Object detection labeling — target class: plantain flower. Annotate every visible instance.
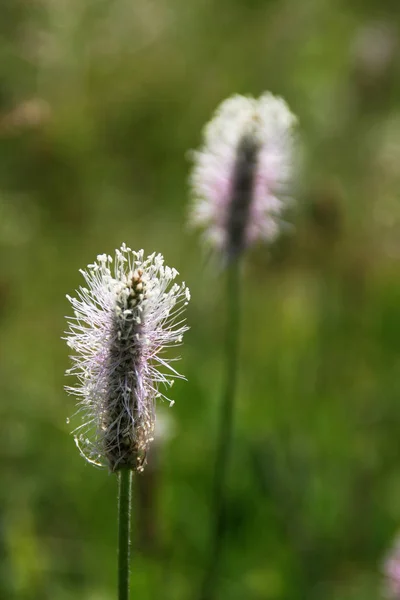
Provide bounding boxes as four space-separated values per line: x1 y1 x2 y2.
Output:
64 244 190 472
384 536 400 598
189 92 297 260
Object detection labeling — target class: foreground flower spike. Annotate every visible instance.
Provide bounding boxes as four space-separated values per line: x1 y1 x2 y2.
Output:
65 244 190 472
189 92 297 260
384 536 400 598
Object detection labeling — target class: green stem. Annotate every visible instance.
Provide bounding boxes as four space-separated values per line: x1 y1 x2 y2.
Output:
118 468 133 600
200 260 241 600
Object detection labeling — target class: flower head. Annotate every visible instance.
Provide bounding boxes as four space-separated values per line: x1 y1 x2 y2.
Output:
189 92 297 260
64 244 190 472
384 536 400 598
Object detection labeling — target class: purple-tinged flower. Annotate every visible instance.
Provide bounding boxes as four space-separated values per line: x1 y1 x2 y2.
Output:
384 536 400 598
189 93 297 260
64 244 190 472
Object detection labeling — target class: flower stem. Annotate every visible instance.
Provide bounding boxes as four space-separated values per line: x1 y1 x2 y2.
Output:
200 260 241 600
118 468 133 600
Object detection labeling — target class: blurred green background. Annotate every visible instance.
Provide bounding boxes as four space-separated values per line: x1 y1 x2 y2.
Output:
1 0 400 598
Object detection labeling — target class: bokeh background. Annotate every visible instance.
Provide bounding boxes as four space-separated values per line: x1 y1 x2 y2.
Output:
1 0 400 598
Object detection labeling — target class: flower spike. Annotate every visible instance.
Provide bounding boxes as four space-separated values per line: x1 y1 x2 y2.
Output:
64 244 190 472
189 92 297 260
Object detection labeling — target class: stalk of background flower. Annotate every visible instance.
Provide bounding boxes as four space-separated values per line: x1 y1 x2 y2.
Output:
200 260 240 600
64 245 190 599
190 93 297 598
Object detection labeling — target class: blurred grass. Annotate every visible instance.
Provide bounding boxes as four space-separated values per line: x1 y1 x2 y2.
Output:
0 0 400 598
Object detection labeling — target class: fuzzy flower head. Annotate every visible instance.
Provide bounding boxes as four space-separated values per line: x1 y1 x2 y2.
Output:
189 92 297 260
384 536 400 598
65 244 190 472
